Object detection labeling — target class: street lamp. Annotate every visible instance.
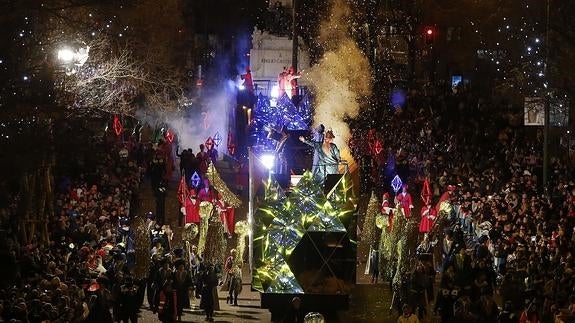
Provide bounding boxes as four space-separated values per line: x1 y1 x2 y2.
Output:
56 45 90 75
57 48 75 63
543 0 551 193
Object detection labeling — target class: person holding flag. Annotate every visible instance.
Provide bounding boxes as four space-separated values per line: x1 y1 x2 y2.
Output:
419 202 437 233
178 173 202 225
178 176 189 227
395 184 414 218
419 178 436 233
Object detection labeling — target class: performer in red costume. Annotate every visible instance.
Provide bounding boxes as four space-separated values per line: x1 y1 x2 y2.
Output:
419 202 436 233
381 192 394 231
284 66 301 99
225 204 235 236
198 179 217 203
240 67 254 94
435 184 456 214
184 189 200 224
216 197 234 238
395 184 414 218
278 67 287 98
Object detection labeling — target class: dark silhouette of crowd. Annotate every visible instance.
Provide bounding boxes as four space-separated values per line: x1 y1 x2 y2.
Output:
352 84 575 322
0 132 227 323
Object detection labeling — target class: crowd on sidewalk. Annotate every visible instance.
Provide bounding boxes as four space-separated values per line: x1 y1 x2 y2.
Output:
0 132 244 323
354 85 575 323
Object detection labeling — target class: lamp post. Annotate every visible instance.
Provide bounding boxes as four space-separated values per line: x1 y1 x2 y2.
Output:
247 148 276 276
291 0 298 74
543 0 550 193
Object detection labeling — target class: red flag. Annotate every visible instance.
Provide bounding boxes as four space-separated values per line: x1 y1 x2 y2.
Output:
165 129 175 143
177 176 189 205
113 115 123 136
421 178 432 205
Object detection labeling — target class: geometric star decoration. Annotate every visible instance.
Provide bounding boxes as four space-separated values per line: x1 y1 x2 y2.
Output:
252 170 355 294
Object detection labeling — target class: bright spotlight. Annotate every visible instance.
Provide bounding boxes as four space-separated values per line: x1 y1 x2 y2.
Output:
57 48 75 63
238 84 245 91
270 85 279 98
260 154 275 170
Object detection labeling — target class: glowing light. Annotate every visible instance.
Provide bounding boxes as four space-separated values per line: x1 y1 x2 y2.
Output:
426 28 433 35
260 154 275 170
290 175 303 186
191 172 201 187
270 85 279 98
57 48 75 62
391 175 403 193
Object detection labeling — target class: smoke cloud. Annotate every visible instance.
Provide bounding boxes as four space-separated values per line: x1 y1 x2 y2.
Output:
304 0 371 166
136 81 235 155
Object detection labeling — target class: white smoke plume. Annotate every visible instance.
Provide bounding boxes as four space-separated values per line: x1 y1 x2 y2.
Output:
304 0 372 167
136 81 235 156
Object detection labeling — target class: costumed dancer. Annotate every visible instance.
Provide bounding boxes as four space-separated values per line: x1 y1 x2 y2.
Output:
395 184 414 219
381 192 393 232
178 175 189 226
310 124 325 179
435 185 456 214
223 249 237 305
419 202 437 233
240 67 254 94
216 197 232 238
240 67 255 107
184 189 200 224
284 66 301 99
205 137 218 166
225 204 235 238
198 179 217 203
299 129 341 183
278 67 287 98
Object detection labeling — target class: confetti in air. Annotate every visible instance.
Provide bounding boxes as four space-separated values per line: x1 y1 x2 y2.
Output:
304 0 372 169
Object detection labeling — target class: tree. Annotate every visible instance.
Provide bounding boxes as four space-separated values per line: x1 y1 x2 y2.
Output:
0 0 194 243
361 191 379 250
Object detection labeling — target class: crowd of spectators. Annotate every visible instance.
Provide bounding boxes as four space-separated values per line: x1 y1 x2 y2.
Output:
1 78 574 322
0 128 243 323
351 84 575 322
0 135 152 322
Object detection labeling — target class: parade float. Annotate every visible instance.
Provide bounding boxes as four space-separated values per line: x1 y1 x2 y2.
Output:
250 169 356 315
